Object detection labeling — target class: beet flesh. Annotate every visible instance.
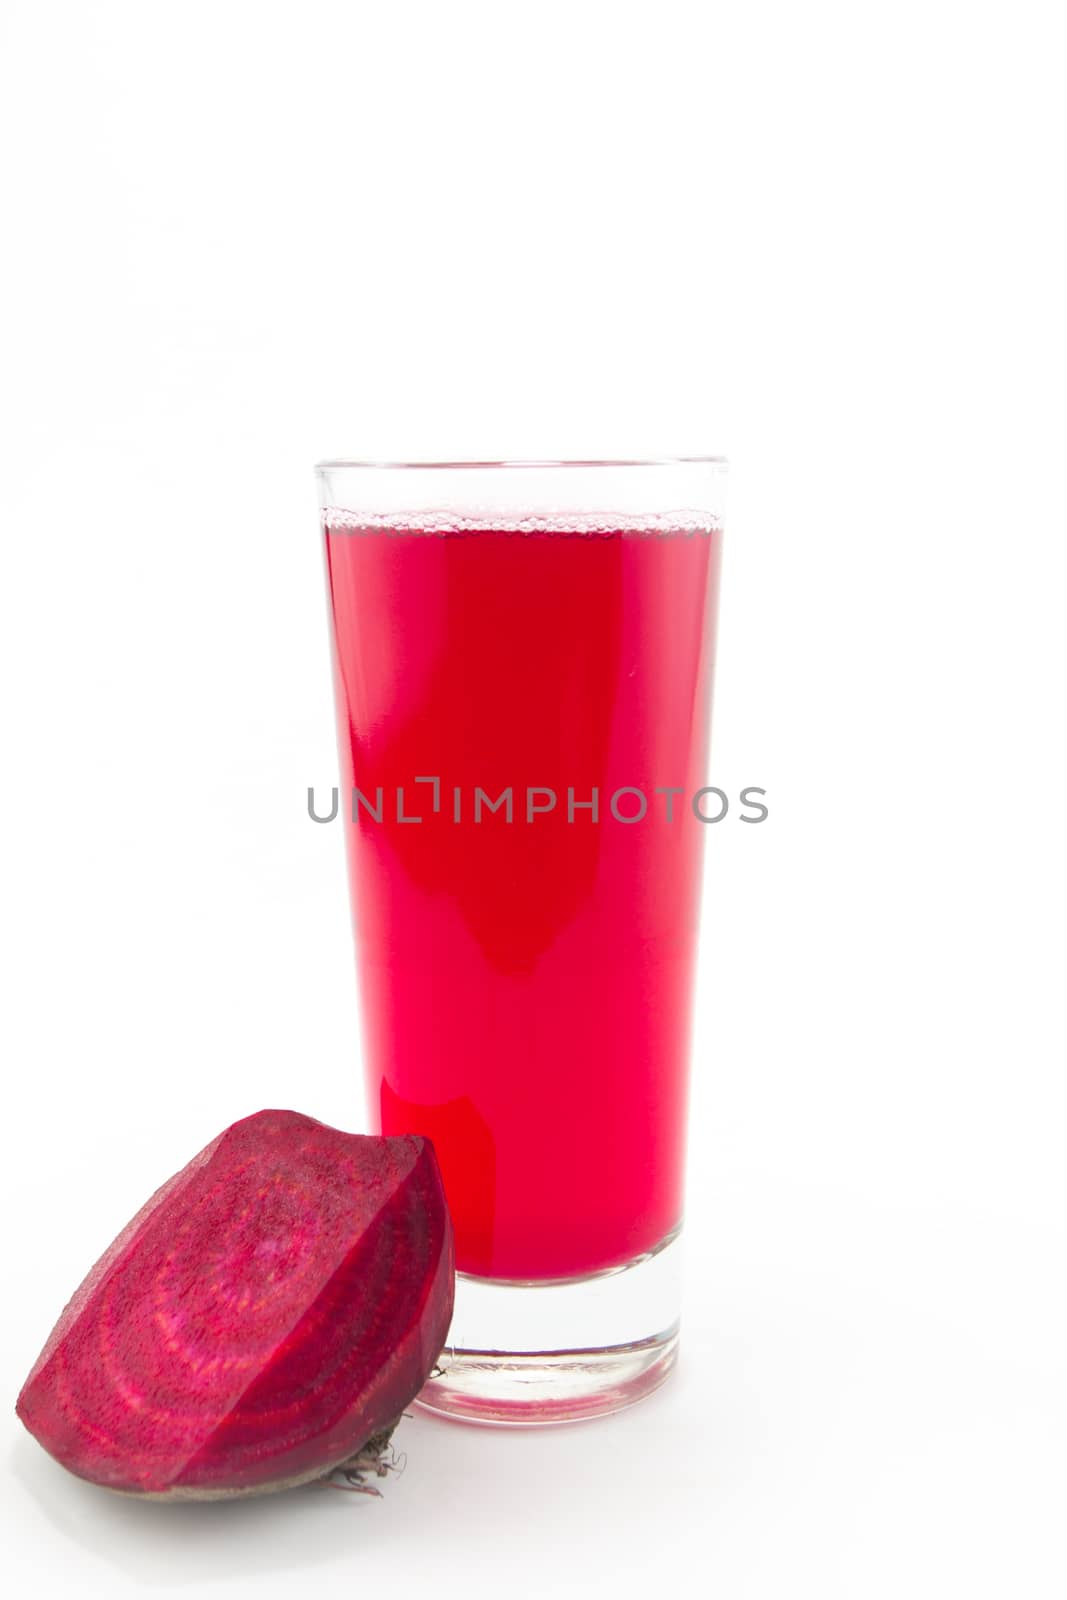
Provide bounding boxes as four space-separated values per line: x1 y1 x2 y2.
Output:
16 1110 454 1498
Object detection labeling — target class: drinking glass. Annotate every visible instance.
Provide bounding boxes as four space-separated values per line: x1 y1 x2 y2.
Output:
317 459 726 1422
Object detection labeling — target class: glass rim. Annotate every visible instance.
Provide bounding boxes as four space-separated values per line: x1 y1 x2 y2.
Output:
315 455 727 472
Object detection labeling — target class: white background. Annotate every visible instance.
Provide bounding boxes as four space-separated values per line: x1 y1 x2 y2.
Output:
2 1 1065 1595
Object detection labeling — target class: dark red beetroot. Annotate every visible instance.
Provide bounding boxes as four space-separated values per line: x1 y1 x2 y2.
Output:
16 1110 454 1499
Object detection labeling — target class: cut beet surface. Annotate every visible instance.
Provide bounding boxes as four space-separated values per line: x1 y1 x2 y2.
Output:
16 1110 454 1499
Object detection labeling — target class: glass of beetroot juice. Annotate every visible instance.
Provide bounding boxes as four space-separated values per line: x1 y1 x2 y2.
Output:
317 458 726 1423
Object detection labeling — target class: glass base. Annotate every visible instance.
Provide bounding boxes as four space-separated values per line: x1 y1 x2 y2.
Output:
417 1227 682 1425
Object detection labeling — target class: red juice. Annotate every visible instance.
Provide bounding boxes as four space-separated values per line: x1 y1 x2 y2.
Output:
324 512 721 1281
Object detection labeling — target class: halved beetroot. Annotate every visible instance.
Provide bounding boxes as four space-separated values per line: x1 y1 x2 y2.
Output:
16 1110 454 1499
